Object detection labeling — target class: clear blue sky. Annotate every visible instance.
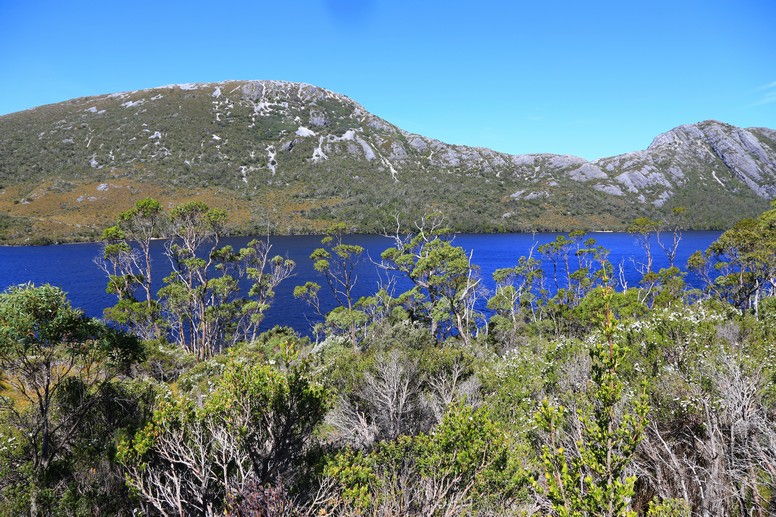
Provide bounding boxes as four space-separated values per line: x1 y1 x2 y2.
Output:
0 0 774 159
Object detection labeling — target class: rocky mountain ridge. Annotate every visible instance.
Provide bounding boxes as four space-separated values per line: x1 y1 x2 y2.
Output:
0 80 774 243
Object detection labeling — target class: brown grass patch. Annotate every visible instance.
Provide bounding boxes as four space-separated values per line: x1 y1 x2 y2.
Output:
0 179 346 243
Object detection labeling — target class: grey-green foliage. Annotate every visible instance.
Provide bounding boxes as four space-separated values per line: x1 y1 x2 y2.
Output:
117 341 329 516
379 219 482 343
99 199 296 360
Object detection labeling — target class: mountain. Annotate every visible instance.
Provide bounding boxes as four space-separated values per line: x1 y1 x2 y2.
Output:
1 80 775 244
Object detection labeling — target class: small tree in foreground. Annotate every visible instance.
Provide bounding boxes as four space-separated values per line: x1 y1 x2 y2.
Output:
0 284 143 514
533 280 649 516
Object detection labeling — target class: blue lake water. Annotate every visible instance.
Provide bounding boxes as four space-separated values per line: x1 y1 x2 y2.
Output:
0 232 721 334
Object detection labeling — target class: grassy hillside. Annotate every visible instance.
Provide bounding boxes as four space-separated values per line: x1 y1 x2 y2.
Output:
1 81 774 243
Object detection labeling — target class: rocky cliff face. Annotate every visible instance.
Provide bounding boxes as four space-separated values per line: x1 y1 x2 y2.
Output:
0 80 774 243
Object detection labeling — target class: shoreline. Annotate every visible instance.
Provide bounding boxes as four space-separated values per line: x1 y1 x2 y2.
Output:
0 227 727 248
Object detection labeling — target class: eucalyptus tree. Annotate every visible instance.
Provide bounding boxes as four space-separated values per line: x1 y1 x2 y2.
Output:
158 201 230 358
294 222 366 341
628 211 688 307
379 216 481 344
538 234 576 292
656 206 687 269
311 222 365 310
534 233 612 336
688 201 776 315
158 202 295 359
488 252 544 336
96 198 167 339
628 211 688 276
628 217 661 276
537 232 609 303
99 200 295 359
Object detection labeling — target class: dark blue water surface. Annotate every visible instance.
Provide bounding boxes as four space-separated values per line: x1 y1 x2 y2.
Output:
0 232 720 334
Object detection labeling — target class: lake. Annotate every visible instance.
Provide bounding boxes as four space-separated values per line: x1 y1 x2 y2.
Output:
0 232 721 334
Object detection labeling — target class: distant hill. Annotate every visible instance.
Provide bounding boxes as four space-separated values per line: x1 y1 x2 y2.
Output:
1 80 774 243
